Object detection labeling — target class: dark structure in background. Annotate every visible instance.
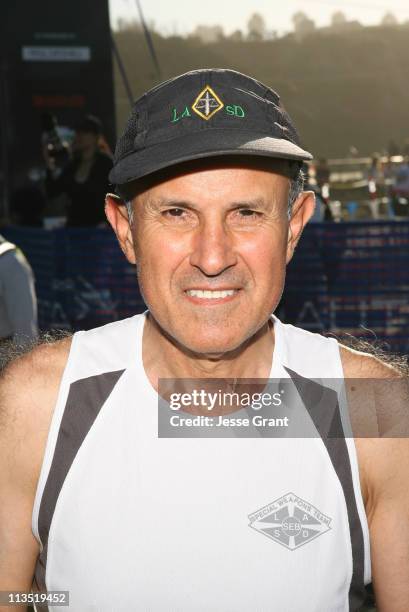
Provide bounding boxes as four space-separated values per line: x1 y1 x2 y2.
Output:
0 0 115 220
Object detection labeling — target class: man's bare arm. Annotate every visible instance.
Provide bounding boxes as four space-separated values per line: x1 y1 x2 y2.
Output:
0 338 71 609
365 437 409 612
340 345 409 611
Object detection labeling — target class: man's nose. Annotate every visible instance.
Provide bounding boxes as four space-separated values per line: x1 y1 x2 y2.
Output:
189 219 237 276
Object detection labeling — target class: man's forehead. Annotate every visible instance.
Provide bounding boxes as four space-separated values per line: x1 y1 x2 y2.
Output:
118 156 296 202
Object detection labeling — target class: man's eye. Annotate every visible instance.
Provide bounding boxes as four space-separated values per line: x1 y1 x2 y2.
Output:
163 208 186 217
239 209 257 216
161 208 197 226
236 209 261 219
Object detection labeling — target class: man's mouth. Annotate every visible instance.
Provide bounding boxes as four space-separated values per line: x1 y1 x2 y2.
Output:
184 288 241 302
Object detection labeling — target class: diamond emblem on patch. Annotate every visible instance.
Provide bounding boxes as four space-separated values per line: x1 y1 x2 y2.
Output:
248 492 332 551
192 85 224 120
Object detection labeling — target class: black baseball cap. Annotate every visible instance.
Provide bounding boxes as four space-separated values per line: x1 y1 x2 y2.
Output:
109 68 313 186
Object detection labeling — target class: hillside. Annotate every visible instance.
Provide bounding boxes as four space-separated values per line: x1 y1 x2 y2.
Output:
113 25 409 159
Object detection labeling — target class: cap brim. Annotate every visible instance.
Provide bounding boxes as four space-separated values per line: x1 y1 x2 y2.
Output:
109 129 313 185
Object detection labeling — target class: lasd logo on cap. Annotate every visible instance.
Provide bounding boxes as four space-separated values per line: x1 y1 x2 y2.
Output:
192 85 224 120
171 85 245 123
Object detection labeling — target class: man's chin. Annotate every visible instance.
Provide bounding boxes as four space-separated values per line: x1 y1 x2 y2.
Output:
172 330 251 359
146 311 262 358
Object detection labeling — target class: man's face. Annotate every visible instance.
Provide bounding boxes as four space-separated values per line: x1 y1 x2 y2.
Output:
107 160 314 356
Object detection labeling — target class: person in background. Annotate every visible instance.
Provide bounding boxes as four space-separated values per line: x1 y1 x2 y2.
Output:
44 115 112 226
387 139 400 157
0 234 38 345
365 154 384 219
314 158 333 221
393 156 409 197
402 139 409 158
390 156 409 216
367 154 382 181
315 158 330 188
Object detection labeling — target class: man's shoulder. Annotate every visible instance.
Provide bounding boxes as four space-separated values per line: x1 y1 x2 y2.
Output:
0 336 72 495
338 341 406 444
338 342 409 517
1 334 72 383
1 334 72 430
338 341 405 379
0 246 33 276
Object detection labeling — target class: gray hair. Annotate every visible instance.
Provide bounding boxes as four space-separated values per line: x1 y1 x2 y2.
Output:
126 201 134 225
125 167 305 225
288 167 305 217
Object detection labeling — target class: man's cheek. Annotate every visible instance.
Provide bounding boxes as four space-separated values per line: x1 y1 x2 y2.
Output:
238 230 286 258
162 234 191 258
240 245 285 276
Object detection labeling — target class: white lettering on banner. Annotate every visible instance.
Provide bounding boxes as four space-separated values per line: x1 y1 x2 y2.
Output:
295 300 324 330
22 46 91 62
328 296 408 335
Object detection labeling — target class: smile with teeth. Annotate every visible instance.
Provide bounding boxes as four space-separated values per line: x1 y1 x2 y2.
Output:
186 289 238 299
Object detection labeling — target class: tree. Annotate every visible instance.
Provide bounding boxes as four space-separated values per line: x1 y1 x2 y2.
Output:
292 11 316 41
116 18 141 32
292 11 308 27
266 30 278 41
331 11 347 27
381 12 398 26
247 13 267 41
191 25 224 44
229 29 243 42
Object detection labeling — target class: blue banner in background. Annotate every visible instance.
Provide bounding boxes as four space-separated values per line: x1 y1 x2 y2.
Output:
283 221 409 356
3 227 145 332
4 222 409 356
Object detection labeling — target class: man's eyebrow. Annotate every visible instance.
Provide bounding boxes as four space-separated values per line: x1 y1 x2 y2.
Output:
145 197 270 209
229 198 268 210
144 197 195 209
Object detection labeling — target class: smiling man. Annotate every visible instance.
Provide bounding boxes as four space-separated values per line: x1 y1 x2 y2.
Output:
1 69 409 612
110 155 307 364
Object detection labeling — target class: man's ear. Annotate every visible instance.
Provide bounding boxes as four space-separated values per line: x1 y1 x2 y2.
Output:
286 191 316 264
105 194 137 265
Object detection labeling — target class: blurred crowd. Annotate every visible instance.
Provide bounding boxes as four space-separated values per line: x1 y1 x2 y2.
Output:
10 113 113 228
1 112 114 346
308 153 409 222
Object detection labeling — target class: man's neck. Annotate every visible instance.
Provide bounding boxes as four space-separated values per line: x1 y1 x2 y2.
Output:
142 313 276 392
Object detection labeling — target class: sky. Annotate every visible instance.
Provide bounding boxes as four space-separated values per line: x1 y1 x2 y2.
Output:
109 0 409 36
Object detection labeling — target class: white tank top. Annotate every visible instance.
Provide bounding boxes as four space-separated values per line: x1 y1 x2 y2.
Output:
32 312 371 612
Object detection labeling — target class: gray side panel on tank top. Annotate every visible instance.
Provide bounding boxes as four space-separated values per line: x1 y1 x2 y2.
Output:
33 369 125 611
284 366 366 611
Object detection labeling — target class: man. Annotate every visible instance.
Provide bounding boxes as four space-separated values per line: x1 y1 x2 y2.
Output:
0 69 408 611
0 234 38 345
